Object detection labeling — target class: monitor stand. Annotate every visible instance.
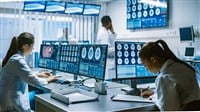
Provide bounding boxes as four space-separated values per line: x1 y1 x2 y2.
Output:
122 79 141 96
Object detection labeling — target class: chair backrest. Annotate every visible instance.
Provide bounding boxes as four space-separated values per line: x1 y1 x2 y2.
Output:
182 99 200 111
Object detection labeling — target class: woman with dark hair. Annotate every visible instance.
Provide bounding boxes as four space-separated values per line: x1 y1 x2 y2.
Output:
0 32 57 112
139 39 200 111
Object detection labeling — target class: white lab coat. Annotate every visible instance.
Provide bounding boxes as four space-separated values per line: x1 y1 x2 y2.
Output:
0 51 47 112
96 26 117 79
154 59 200 111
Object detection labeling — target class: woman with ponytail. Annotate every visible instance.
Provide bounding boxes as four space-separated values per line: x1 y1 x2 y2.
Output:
139 39 200 111
0 32 57 112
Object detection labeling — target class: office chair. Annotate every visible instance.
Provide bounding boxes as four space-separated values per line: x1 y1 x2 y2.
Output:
182 99 200 111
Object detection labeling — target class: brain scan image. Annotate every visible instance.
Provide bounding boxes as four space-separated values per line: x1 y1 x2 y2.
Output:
124 51 129 57
137 44 142 50
130 44 135 50
117 51 122 57
95 47 101 60
117 44 122 50
124 44 129 50
124 58 129 64
117 58 123 64
131 58 136 64
81 47 87 59
88 47 94 60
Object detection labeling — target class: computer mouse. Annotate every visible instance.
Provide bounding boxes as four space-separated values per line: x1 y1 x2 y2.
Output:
61 80 71 84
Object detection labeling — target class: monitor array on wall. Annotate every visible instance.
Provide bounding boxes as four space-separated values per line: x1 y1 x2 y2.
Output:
23 1 101 16
127 0 168 29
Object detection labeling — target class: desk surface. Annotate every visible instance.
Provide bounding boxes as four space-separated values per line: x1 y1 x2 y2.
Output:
35 88 157 112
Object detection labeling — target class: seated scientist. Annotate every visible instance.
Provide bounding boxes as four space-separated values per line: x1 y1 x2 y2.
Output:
139 39 200 111
0 32 58 112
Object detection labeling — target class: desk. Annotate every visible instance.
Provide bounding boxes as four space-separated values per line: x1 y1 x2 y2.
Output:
35 87 158 112
32 70 157 111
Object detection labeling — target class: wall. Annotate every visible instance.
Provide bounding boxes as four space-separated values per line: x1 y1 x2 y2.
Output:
106 0 200 57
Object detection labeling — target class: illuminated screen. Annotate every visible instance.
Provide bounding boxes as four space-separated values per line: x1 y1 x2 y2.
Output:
45 1 65 13
185 47 195 58
23 1 46 12
65 2 84 14
115 41 156 79
127 0 168 29
179 26 194 42
39 44 60 70
59 45 80 74
79 45 108 80
83 4 101 16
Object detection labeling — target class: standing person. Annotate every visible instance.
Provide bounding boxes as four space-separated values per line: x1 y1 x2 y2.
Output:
58 28 68 41
139 39 200 111
96 15 117 79
0 32 57 112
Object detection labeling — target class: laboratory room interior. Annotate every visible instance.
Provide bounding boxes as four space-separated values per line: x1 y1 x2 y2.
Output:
0 0 200 111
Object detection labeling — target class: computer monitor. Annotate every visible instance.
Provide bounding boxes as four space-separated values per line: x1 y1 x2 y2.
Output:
115 41 156 95
65 2 84 15
185 47 195 59
45 1 65 13
38 44 60 70
83 4 101 16
179 26 194 42
115 41 156 79
79 44 108 80
58 45 80 75
23 1 46 12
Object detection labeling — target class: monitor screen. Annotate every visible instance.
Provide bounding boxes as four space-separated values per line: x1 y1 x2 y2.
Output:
39 44 60 70
127 0 168 29
45 1 65 13
58 45 80 74
185 47 195 58
115 41 156 79
79 45 108 80
42 40 60 45
83 4 101 16
65 2 84 15
179 26 194 42
23 1 46 12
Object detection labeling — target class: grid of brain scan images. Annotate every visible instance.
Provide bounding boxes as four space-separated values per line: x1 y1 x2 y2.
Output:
39 44 60 70
59 45 80 74
127 0 168 29
79 45 108 80
115 41 154 79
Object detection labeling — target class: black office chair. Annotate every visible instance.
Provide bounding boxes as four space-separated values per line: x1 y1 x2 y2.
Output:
182 99 200 111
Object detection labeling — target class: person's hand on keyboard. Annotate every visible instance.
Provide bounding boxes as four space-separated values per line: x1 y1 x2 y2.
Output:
46 76 59 83
36 72 53 78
